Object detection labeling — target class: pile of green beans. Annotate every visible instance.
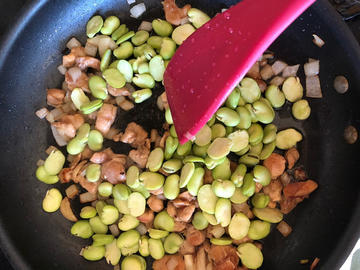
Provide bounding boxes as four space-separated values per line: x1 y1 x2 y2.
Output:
34 5 314 270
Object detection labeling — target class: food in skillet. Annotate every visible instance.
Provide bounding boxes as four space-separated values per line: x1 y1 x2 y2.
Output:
35 1 319 269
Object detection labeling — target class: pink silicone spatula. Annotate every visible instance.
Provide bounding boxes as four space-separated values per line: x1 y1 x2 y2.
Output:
163 0 316 144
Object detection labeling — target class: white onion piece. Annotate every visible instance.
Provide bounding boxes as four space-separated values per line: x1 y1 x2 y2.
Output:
312 34 325 48
51 125 68 146
67 66 82 82
271 60 287 75
269 76 285 86
66 37 82 50
130 3 146 19
180 17 190 25
127 0 136 4
138 21 152 32
85 41 97 57
135 223 147 235
35 107 49 119
304 60 319 76
98 36 117 57
57 65 67 75
306 75 322 98
282 64 300 78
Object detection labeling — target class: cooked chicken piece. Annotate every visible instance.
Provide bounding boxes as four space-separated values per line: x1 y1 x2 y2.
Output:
263 179 283 202
51 121 76 139
62 47 86 68
179 239 196 255
186 225 206 246
173 221 187 232
137 209 154 224
176 205 195 222
101 158 126 184
120 122 148 148
95 103 117 135
75 56 100 70
107 85 131 97
129 144 150 168
47 89 65 106
61 114 84 130
162 0 191 25
65 67 89 92
208 245 239 270
147 195 164 212
153 255 185 270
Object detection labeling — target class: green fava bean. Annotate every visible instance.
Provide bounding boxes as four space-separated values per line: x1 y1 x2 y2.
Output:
239 154 259 167
121 255 146 270
126 165 140 188
130 185 150 199
132 74 155 88
192 212 209 230
138 63 149 75
235 144 250 156
240 173 256 197
179 162 195 188
238 95 246 106
81 99 103 114
116 31 135 45
225 126 233 136
165 136 179 160
71 88 90 110
187 167 205 196
149 238 165 260
195 124 212 146
160 37 176 60
92 234 114 247
111 24 128 41
252 100 275 124
183 155 204 163
139 236 150 257
100 48 112 72
170 125 178 137
109 60 120 69
105 239 121 265
164 233 184 254
204 156 226 170
215 198 231 227
239 77 261 103
86 164 101 182
89 75 108 99
147 36 163 49
102 68 126 88
100 205 119 225
71 220 93 239
211 123 226 139
89 216 108 234
114 199 130 215
164 174 180 200
188 8 210 28
121 243 139 256
128 192 146 217
86 15 103 38
83 245 105 261
146 148 164 172
228 130 249 152
282 76 303 102
236 106 252 130
253 165 271 186
149 55 165 81
248 220 271 240
198 184 218 214
249 142 263 157
230 188 249 204
251 193 270 208
96 201 106 216
88 130 103 151
44 149 65 176
203 212 219 225
172 24 195 45
139 172 165 190
98 182 113 197
265 85 285 108
165 108 173 125
263 124 277 144
101 16 120 35
149 229 169 239
117 230 140 249
248 123 264 145
154 211 174 232
114 41 133 59
113 183 131 200
207 115 216 126
226 87 241 109
212 157 231 180
244 104 258 123
176 140 192 156
131 30 149 46
210 238 233 246
162 159 183 173
207 137 233 160
253 207 283 223
276 128 303 150
36 166 59 184
117 60 133 82
212 179 235 199
118 214 140 231
237 243 263 269
259 141 276 160
231 164 247 187
152 19 173 37
132 88 152 103
42 188 62 213
192 144 209 158
228 212 250 240
292 99 311 120
216 107 241 127
80 206 97 219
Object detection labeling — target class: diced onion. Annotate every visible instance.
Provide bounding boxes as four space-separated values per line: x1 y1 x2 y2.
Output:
180 17 190 25
276 221 292 237
36 159 45 167
115 96 126 106
66 37 82 50
136 223 147 235
304 60 319 77
306 75 322 98
312 34 325 48
50 125 68 146
85 41 97 57
79 192 97 203
109 224 120 237
57 65 67 75
98 36 117 57
130 3 146 19
127 0 136 4
50 108 64 120
35 107 49 119
138 21 152 32
157 95 164 111
67 66 82 82
119 100 134 111
282 64 300 78
271 60 287 76
269 76 285 86
113 265 120 270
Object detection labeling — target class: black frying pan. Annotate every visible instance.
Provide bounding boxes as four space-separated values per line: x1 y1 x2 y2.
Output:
0 0 359 269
